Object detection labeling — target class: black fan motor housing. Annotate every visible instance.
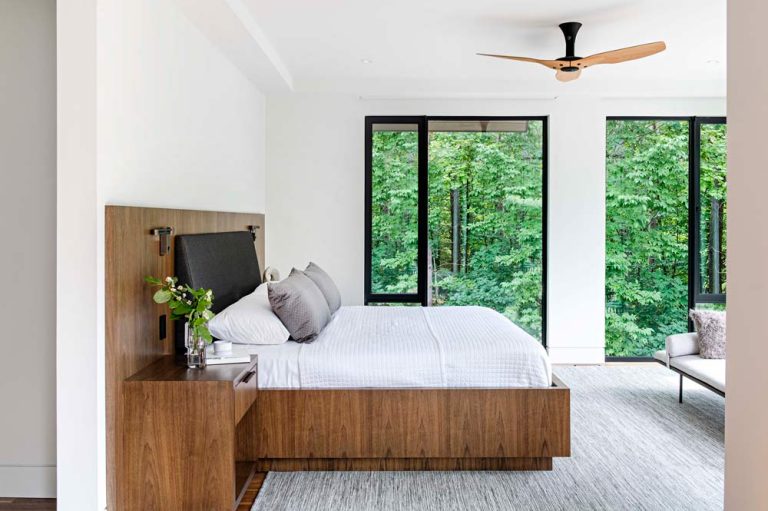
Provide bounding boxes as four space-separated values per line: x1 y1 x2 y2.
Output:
558 22 582 60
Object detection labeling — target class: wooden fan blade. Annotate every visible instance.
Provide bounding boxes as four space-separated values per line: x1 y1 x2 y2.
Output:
477 53 562 70
556 68 581 82
576 41 666 68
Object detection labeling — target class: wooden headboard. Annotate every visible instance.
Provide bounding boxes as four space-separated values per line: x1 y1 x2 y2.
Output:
105 205 265 510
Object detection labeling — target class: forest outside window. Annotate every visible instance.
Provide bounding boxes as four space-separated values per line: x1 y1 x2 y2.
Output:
605 117 727 359
365 116 547 344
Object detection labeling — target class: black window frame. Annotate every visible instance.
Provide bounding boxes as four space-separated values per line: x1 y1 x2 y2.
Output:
364 115 549 347
364 116 428 305
606 116 727 362
690 117 727 307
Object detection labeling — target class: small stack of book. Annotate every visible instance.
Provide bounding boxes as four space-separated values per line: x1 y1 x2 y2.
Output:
205 345 251 365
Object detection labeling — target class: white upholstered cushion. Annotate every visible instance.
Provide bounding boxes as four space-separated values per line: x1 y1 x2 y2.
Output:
653 350 669 364
670 355 726 392
666 332 700 358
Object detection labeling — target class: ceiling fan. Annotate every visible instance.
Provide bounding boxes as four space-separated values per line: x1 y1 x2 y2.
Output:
478 22 666 82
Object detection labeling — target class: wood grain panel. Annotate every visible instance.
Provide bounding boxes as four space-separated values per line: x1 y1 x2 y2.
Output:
122 381 235 511
237 384 570 462
106 206 264 511
127 354 258 383
0 498 56 510
234 368 259 424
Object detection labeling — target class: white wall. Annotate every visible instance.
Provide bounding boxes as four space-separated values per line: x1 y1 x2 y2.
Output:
725 0 768 508
98 0 267 212
266 93 725 364
58 0 100 507
0 0 57 498
58 0 267 509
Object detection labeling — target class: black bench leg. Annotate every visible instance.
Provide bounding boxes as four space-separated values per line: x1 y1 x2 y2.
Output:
679 373 683 404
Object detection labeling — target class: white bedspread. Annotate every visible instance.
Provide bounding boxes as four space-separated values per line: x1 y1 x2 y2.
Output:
238 305 552 389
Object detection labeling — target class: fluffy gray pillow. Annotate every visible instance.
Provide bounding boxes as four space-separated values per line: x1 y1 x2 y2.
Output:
268 269 330 343
689 309 726 359
303 262 342 313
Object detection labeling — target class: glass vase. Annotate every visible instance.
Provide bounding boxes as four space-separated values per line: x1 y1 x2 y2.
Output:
185 324 207 369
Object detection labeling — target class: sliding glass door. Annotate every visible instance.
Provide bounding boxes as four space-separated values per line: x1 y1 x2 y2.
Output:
365 116 547 343
605 117 727 359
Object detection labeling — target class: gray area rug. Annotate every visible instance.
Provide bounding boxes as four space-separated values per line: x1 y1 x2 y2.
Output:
252 365 724 510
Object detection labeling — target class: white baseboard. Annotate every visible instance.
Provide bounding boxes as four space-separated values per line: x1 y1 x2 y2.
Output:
547 346 605 365
0 465 56 498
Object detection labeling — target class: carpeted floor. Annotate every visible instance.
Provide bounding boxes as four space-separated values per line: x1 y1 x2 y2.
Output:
252 365 724 511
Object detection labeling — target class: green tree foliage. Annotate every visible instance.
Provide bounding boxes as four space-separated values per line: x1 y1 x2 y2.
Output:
371 120 726 354
370 130 420 294
428 124 544 337
698 123 728 295
371 123 544 338
605 120 727 357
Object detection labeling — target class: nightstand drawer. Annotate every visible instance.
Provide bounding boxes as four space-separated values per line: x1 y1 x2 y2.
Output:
234 362 258 423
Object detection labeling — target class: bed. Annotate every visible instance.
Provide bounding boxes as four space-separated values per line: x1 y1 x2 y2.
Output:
175 231 570 472
239 305 551 389
107 207 569 510
107 208 570 511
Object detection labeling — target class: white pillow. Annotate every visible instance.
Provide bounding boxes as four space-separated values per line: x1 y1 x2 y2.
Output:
208 284 290 345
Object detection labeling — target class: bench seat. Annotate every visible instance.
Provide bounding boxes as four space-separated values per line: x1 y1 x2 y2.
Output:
654 333 725 400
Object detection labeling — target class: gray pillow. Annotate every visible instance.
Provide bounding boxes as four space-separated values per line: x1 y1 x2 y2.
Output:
303 262 342 313
689 309 726 359
268 269 330 343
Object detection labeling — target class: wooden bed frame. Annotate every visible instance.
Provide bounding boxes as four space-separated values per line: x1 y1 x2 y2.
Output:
106 206 570 510
238 384 569 472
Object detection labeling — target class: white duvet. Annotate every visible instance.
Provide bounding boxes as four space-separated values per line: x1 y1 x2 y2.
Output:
238 305 552 389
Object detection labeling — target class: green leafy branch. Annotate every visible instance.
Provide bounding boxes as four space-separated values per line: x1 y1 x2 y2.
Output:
144 276 215 343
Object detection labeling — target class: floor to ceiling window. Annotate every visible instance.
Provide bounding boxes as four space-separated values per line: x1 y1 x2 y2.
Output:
605 117 727 359
427 119 545 338
365 116 547 342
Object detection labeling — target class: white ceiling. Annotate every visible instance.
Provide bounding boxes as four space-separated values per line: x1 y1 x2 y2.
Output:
231 0 726 97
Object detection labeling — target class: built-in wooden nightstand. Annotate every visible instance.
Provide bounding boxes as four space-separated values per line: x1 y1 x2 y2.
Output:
122 355 258 511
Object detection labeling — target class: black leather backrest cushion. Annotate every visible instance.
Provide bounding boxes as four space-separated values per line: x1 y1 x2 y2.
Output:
173 231 261 354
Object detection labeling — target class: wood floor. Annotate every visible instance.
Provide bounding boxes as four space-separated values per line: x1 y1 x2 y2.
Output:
0 498 55 510
237 472 267 511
